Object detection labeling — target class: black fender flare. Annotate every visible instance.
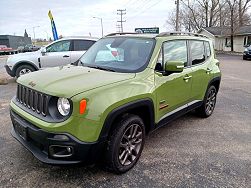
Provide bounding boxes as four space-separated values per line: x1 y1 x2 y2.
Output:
98 98 155 141
202 76 221 101
208 76 221 92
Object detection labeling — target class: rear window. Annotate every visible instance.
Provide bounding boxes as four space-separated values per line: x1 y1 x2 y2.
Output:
73 40 95 51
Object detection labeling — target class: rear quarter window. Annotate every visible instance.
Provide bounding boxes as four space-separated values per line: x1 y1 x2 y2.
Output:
73 40 95 51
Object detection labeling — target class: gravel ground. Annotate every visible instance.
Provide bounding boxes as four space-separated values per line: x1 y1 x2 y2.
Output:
0 54 250 187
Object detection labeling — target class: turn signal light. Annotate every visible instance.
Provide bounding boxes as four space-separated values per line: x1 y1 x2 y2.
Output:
79 99 87 114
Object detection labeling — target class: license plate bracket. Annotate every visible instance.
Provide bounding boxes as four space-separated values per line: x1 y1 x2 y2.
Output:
13 119 28 141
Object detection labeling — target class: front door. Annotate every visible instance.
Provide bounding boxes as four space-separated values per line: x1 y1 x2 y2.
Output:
155 40 193 122
40 40 72 68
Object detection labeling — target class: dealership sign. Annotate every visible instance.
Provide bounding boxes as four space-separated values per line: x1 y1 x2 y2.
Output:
135 27 159 34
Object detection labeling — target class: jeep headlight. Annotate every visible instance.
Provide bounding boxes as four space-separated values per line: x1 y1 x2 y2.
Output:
57 98 71 116
244 48 248 52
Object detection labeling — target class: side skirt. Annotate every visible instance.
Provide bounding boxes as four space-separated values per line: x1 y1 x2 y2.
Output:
154 100 203 130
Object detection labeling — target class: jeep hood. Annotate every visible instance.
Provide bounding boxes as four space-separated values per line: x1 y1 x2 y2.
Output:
17 65 135 98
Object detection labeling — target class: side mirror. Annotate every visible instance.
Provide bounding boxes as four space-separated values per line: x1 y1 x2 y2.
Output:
41 47 46 55
164 61 184 73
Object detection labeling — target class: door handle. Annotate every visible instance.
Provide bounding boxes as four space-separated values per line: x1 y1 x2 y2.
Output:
206 68 212 74
63 55 70 58
183 75 192 81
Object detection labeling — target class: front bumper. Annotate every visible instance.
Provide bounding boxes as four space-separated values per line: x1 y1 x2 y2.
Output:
4 65 15 77
243 52 251 59
10 110 105 165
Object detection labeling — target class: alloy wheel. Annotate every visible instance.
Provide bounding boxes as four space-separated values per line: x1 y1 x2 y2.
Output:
19 68 31 76
205 88 216 115
118 124 143 166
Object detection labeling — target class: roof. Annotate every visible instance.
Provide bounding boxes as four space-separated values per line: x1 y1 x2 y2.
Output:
199 26 251 36
62 36 99 41
105 32 157 38
105 32 209 39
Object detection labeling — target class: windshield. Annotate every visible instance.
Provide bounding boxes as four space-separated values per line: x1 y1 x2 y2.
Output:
79 37 155 73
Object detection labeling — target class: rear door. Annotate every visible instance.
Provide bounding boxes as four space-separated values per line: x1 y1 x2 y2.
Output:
70 40 96 63
189 40 212 102
40 40 72 68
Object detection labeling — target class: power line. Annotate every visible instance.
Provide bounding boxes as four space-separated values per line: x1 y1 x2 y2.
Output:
127 0 163 20
117 9 126 33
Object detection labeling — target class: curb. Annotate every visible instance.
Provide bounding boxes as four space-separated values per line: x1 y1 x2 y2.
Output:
216 51 242 56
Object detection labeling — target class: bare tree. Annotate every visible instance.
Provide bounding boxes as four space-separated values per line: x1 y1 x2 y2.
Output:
238 0 251 26
226 0 237 51
167 0 250 32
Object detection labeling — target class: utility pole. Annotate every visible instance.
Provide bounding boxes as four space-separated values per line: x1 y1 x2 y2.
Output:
175 0 180 31
93 17 104 37
117 9 126 33
32 26 40 43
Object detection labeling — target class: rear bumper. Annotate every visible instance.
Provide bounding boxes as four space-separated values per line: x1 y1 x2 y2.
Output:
4 65 15 77
10 110 105 165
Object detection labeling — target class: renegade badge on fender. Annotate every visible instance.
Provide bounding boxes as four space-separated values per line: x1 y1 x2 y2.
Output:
10 32 221 174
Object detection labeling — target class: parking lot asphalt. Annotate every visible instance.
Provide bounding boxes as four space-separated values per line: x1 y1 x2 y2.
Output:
0 54 250 187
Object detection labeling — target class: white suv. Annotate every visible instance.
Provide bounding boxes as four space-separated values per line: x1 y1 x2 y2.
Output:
5 37 98 77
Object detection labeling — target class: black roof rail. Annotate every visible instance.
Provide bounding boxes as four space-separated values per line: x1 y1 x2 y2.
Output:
105 32 139 37
157 31 208 38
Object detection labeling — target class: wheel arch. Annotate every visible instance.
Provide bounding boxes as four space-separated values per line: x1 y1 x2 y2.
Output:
99 98 155 141
208 76 221 92
12 61 39 75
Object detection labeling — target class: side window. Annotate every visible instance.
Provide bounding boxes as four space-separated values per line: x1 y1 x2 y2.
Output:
163 40 188 67
205 41 211 58
73 40 95 51
46 40 71 52
190 40 205 65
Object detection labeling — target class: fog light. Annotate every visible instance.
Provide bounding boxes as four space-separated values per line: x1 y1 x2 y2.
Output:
53 134 69 141
66 147 72 153
49 145 73 158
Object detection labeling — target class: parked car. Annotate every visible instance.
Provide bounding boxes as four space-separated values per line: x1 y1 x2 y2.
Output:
10 32 221 174
23 44 40 52
0 45 12 51
5 37 98 77
17 46 25 53
0 45 13 54
243 46 251 60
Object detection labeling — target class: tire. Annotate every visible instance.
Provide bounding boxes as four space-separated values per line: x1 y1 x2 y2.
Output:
243 56 247 60
105 114 145 174
196 85 217 118
15 64 35 77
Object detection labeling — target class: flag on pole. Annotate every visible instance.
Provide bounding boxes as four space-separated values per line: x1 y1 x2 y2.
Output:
48 10 59 41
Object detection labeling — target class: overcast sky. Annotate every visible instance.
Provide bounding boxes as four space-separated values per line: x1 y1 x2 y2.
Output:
0 0 175 39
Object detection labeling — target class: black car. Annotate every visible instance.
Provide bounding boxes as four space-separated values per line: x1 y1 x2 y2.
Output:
243 46 251 60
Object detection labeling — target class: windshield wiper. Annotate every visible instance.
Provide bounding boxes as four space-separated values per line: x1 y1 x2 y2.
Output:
86 65 115 72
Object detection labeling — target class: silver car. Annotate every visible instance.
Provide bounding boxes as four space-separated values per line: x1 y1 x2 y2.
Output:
5 37 98 77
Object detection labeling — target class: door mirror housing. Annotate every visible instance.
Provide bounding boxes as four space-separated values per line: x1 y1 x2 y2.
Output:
164 61 185 73
41 47 46 55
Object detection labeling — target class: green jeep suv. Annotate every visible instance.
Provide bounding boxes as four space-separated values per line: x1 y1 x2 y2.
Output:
10 32 221 173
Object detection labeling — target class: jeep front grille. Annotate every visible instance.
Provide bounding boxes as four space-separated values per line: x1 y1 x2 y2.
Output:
16 84 50 116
